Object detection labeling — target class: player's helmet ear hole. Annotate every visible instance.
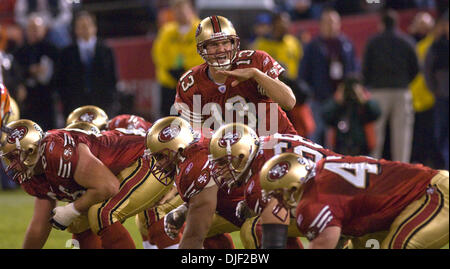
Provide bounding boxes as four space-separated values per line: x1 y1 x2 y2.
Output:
239 154 245 159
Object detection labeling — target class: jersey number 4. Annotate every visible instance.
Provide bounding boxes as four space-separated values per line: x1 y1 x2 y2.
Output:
323 162 380 189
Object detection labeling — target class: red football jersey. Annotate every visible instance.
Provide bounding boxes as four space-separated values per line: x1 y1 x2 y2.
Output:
27 129 147 202
244 133 341 214
174 50 297 135
107 114 152 132
295 156 438 240
176 132 246 227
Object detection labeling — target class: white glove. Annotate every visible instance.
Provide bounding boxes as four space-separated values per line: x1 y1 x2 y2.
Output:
235 200 253 220
50 203 80 230
164 203 188 239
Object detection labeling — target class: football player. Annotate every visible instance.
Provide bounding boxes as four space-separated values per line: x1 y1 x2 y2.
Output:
65 105 153 132
0 119 173 248
174 15 297 136
146 116 246 249
208 122 342 248
259 152 449 249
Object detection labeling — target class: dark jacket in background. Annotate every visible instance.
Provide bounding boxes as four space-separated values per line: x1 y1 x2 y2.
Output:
13 40 59 130
56 40 117 118
424 35 449 98
363 29 419 89
298 35 359 102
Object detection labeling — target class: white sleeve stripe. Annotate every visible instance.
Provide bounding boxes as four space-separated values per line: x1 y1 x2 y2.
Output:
64 134 67 147
254 199 260 214
66 163 71 178
174 103 204 119
180 110 203 121
184 181 196 197
309 205 330 228
179 108 204 120
57 158 63 177
319 216 333 233
317 210 332 229
62 164 67 179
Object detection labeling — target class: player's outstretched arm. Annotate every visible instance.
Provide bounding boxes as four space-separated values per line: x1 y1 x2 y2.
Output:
308 226 341 249
179 185 218 249
72 143 120 213
217 68 296 111
23 198 56 249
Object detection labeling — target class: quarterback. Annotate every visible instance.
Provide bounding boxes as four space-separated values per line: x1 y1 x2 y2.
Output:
259 153 449 249
174 15 297 136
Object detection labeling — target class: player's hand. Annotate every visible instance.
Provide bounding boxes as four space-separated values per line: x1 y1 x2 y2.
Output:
50 203 80 230
235 200 253 220
164 203 188 239
217 68 258 87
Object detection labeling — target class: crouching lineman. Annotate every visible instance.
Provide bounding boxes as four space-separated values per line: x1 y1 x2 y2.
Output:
207 123 343 248
259 152 449 249
146 116 247 249
66 106 188 249
0 119 173 248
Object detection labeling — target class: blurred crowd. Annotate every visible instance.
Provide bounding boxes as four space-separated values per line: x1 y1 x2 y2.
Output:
0 0 449 190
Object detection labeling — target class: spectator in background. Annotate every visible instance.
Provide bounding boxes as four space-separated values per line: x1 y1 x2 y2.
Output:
152 0 203 117
13 13 59 130
424 10 449 169
251 13 272 42
14 0 72 49
408 12 445 168
322 76 381 156
298 8 359 145
252 12 314 137
56 11 118 119
363 9 418 163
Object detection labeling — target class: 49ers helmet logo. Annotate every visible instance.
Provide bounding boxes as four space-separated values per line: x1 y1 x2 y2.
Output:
268 161 290 181
7 126 28 144
79 112 96 123
218 131 241 148
158 125 181 143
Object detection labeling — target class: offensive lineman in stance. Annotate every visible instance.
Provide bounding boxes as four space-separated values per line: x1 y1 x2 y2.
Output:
259 152 449 249
0 119 173 248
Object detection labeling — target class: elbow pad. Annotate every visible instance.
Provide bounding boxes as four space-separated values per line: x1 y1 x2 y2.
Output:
261 224 288 249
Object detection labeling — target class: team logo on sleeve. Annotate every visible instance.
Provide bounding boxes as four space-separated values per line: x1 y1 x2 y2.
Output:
79 112 96 123
268 161 290 181
158 125 181 142
7 126 28 144
63 146 73 161
197 170 210 185
218 131 241 148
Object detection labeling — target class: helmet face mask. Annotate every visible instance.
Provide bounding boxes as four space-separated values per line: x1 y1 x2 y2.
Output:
260 153 315 209
209 123 259 191
198 36 240 70
146 116 196 186
196 16 240 70
0 120 44 184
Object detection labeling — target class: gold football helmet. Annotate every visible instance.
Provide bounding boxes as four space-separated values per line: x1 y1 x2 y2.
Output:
65 105 108 130
146 116 196 184
196 15 240 70
209 123 259 190
66 121 101 135
8 97 20 123
0 119 45 183
260 152 314 208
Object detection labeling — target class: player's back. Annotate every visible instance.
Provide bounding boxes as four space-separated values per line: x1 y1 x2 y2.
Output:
299 155 438 236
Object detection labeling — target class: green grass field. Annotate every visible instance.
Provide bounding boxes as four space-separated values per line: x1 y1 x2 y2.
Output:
0 188 245 249
0 189 447 249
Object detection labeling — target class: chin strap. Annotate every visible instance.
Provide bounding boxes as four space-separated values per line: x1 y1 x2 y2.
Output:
261 224 288 249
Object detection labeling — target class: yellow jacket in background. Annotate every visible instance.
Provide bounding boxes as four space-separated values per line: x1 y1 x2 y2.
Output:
152 18 203 89
410 33 435 112
252 34 303 79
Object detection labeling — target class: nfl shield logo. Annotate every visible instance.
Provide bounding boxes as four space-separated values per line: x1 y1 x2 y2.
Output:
218 85 226 93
